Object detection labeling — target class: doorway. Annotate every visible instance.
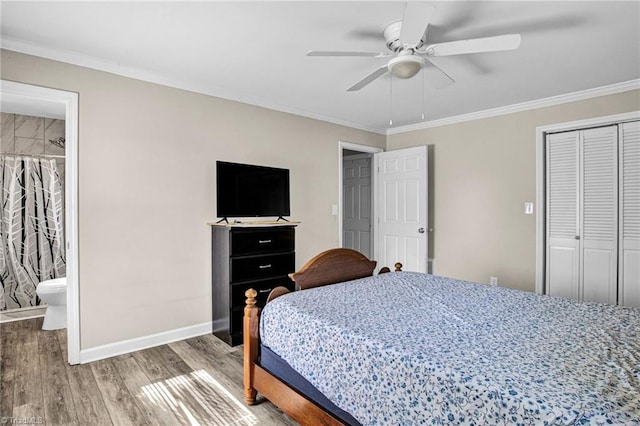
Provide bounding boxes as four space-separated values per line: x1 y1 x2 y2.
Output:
338 142 382 260
0 80 80 364
338 142 429 272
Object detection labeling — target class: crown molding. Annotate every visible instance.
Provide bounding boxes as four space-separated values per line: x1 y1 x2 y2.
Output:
4 37 637 138
387 79 640 135
1 37 387 135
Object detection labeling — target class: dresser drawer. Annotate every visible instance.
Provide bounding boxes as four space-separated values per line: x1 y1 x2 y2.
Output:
230 228 294 256
231 278 294 308
230 252 295 283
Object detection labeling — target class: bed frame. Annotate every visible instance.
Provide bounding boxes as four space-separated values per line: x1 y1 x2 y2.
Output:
243 248 402 425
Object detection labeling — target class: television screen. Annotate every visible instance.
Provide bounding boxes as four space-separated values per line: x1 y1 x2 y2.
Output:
216 161 290 218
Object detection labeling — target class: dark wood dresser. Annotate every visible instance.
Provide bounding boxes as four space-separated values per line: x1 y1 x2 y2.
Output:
210 223 298 346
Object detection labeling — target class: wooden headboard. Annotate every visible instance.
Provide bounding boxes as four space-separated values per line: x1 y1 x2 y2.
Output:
289 248 377 290
262 248 401 303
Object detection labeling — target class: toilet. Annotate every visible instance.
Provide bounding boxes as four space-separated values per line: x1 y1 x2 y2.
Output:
36 277 67 330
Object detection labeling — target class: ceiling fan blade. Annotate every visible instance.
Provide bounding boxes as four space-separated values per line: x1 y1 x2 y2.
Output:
422 59 455 89
399 2 436 46
307 50 391 58
347 65 389 91
424 34 522 56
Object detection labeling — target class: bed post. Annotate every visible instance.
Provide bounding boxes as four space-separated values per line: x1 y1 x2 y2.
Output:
244 288 259 405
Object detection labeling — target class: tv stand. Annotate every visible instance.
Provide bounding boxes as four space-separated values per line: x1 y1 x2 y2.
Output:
276 216 289 222
215 217 229 224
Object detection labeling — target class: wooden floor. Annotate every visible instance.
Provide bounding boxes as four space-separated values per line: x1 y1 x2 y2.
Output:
0 317 295 425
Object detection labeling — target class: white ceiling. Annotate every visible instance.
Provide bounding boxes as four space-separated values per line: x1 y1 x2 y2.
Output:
1 2 639 134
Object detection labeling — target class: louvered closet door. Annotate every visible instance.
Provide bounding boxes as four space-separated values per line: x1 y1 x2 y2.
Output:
546 131 580 299
620 121 640 307
580 126 618 304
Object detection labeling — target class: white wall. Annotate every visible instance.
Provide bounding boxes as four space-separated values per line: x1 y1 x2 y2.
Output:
0 50 385 349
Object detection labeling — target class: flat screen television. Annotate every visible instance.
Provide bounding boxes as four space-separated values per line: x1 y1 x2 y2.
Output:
216 161 290 218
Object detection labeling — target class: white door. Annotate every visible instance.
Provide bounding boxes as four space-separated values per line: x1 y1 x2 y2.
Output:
546 126 619 304
580 126 618 304
546 131 580 299
620 121 640 307
375 146 428 272
343 155 372 258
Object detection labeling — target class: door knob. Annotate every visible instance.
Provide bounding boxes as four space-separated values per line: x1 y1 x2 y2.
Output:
574 235 580 240
418 228 425 233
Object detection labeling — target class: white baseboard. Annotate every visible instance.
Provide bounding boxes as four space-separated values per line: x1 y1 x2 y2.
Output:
79 321 212 364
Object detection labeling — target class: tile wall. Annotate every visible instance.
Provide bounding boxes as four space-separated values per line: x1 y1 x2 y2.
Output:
0 112 66 191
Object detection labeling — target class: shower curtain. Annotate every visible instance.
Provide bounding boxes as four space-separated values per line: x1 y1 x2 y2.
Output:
0 156 65 311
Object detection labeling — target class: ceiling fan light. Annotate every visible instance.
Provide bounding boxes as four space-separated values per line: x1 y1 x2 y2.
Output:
388 56 423 79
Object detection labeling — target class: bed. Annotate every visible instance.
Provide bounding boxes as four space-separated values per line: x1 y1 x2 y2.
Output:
242 248 640 425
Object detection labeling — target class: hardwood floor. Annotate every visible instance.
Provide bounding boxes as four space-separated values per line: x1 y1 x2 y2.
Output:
0 317 295 425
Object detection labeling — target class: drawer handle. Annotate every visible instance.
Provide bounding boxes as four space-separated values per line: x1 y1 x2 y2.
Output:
258 240 272 244
258 288 272 294
259 264 272 269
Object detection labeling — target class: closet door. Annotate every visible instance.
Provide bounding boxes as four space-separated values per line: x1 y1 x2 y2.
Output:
620 121 640 307
580 126 618 304
546 131 580 299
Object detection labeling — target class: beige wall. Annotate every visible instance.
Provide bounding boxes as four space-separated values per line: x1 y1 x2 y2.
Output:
0 50 385 348
387 90 640 292
2 48 638 349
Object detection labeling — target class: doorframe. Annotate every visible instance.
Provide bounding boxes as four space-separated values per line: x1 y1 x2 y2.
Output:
338 141 383 259
1 80 80 364
534 110 640 295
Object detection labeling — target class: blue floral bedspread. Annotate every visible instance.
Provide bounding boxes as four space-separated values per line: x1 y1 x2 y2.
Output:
260 272 640 425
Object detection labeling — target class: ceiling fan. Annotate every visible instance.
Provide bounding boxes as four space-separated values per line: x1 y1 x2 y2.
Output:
308 3 522 91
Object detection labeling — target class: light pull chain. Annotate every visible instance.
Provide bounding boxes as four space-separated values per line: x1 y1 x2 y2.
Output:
421 67 425 121
389 75 393 126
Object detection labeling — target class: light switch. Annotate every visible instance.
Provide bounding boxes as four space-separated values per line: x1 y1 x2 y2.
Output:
331 204 338 216
525 202 534 215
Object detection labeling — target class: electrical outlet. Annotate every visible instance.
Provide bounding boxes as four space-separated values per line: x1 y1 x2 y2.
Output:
489 276 498 286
